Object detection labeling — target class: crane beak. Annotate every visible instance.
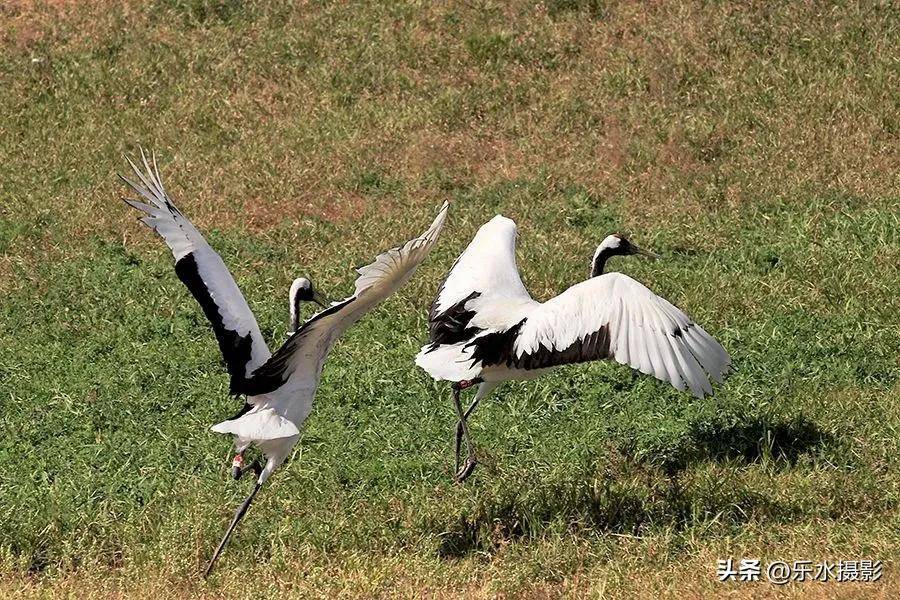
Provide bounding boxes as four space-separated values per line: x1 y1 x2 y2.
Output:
632 244 658 260
312 290 329 308
204 482 261 578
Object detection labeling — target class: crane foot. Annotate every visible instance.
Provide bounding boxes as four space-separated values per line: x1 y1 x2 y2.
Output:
454 455 477 483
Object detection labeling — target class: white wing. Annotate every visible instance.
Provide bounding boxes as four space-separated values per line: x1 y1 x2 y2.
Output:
120 150 271 393
240 201 449 397
427 215 536 345
509 272 731 398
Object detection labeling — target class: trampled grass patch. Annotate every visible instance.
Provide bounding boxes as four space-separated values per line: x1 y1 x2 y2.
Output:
1 0 898 597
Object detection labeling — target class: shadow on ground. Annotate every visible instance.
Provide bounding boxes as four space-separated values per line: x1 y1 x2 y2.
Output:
638 413 836 475
436 414 833 559
688 414 832 466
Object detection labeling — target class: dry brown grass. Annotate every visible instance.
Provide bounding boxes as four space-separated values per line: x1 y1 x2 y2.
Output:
3 0 894 250
0 0 122 50
2 546 896 599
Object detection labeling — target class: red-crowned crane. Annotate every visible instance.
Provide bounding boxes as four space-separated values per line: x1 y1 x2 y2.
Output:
120 150 448 576
416 216 730 482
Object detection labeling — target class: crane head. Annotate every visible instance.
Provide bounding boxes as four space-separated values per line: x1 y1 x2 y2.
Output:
289 277 329 331
591 234 657 277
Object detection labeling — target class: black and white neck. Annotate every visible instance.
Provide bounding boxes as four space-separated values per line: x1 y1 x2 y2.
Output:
289 277 313 332
591 234 630 277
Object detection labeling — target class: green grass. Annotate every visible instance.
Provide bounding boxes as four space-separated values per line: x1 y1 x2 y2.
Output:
1 1 898 597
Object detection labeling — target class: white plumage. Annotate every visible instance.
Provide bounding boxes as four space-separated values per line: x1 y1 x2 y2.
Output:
416 215 731 481
120 149 448 575
122 157 273 380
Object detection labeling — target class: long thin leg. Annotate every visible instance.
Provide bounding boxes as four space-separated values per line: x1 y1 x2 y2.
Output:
205 462 263 578
454 394 482 471
451 385 480 483
454 381 499 483
452 385 468 475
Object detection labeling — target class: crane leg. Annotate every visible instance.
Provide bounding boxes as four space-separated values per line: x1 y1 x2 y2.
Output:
454 396 482 472
204 480 262 578
231 453 262 481
452 379 482 483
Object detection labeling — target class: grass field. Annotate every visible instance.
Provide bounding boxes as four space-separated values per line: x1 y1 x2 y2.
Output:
1 0 898 597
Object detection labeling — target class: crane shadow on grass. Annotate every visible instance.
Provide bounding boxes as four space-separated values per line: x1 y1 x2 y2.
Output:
436 414 834 559
683 414 834 468
626 413 837 476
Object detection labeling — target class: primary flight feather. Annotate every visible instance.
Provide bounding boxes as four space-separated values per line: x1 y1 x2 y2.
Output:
416 215 731 481
120 149 449 575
